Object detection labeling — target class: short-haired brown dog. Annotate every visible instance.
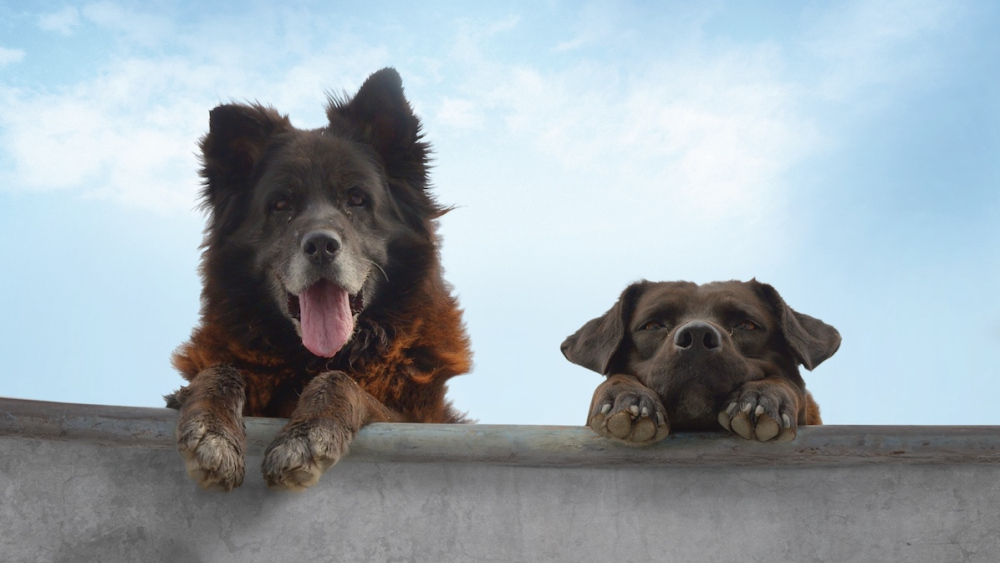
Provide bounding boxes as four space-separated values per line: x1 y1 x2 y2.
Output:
561 280 840 444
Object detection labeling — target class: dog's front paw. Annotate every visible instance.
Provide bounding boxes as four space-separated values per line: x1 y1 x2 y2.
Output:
176 412 245 491
262 419 351 491
589 375 669 445
719 380 800 442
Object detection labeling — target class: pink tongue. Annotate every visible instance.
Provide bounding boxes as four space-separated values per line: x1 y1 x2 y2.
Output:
298 280 354 358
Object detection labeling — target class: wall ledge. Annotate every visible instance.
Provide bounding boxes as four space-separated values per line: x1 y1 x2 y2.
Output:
3 397 999 467
4 397 1000 562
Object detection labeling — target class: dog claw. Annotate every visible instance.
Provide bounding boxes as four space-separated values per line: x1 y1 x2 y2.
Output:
601 404 611 415
641 407 649 417
656 411 665 427
741 402 752 414
755 405 765 417
718 410 732 431
629 405 639 416
782 414 791 428
726 402 738 415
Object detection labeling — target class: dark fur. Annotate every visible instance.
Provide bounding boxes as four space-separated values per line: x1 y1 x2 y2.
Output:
167 68 471 491
562 280 840 444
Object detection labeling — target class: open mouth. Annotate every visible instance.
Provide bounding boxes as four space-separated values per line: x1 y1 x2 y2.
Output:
287 288 364 320
285 279 366 358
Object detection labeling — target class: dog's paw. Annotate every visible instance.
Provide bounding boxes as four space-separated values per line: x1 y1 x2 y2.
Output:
718 381 799 442
589 378 669 445
262 419 351 491
176 413 245 491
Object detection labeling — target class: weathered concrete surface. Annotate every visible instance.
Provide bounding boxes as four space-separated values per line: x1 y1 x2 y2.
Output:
2 398 1000 562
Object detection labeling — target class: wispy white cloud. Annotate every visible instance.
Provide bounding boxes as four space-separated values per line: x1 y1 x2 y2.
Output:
0 59 211 210
430 20 815 275
553 1 626 52
450 15 521 67
0 7 390 212
436 97 485 129
38 6 81 35
805 0 963 102
80 2 174 46
457 1 958 226
422 0 969 292
0 47 25 66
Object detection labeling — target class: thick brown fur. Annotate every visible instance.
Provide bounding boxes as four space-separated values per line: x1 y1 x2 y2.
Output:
562 280 840 445
167 68 471 491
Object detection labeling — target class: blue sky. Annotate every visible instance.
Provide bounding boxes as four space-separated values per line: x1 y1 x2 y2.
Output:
1 0 998 425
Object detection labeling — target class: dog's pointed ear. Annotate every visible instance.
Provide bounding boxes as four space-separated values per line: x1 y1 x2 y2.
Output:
200 103 291 207
561 283 646 375
755 281 841 371
327 68 425 175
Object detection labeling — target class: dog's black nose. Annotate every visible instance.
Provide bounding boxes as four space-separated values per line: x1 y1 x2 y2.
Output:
673 321 721 353
302 231 342 264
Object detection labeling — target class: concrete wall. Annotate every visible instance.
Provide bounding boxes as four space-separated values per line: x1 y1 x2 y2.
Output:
2 397 1000 562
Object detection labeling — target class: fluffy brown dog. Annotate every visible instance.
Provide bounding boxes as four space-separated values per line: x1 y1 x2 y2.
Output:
561 280 840 444
167 68 471 491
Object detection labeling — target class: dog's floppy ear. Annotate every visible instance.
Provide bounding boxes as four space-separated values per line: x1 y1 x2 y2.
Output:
755 281 841 371
200 103 291 208
327 68 427 180
561 282 646 375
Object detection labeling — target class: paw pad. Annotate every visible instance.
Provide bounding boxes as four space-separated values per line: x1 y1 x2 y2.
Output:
718 392 796 443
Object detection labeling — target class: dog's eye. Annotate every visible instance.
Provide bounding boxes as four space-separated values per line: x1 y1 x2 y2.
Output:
272 198 291 212
734 320 759 331
346 192 368 207
640 321 663 331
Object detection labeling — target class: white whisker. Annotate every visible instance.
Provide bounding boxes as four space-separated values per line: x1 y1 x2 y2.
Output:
365 259 389 282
